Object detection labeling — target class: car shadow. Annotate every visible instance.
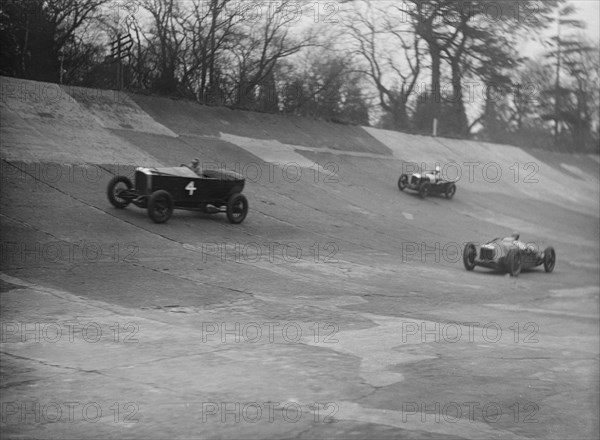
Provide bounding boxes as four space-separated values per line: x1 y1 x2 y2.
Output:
468 267 548 277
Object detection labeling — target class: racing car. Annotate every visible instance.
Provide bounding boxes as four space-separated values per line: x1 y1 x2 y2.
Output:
398 166 456 199
462 234 556 276
107 166 248 224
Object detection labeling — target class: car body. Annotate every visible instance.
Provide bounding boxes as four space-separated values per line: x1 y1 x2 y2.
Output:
463 236 556 276
398 166 456 199
107 166 248 224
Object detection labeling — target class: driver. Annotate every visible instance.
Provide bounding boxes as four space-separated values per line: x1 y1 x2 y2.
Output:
504 232 534 252
424 165 441 182
189 158 201 175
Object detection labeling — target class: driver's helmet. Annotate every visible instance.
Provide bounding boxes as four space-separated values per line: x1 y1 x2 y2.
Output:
434 165 440 174
510 232 520 241
191 158 200 167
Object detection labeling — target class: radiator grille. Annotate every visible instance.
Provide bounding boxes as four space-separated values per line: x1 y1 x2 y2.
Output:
135 170 148 193
480 247 495 260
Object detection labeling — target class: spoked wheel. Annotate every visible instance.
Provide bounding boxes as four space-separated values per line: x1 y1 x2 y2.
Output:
445 183 456 199
418 182 430 198
463 243 477 271
543 246 556 273
147 190 174 223
226 193 248 224
398 174 409 191
107 176 133 209
507 249 522 277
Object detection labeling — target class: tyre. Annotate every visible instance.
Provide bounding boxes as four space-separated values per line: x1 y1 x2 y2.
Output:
445 183 456 199
507 249 522 277
398 174 409 191
418 182 430 198
147 190 174 223
463 243 477 271
107 176 133 209
227 193 249 224
543 246 556 273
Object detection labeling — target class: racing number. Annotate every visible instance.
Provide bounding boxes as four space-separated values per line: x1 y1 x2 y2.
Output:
185 181 197 195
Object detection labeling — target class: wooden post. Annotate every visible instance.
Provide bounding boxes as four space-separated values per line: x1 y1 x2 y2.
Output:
116 33 122 90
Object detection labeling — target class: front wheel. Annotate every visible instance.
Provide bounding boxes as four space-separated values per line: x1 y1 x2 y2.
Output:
507 249 522 277
147 190 174 223
398 174 408 191
543 246 556 273
418 182 430 198
107 176 133 209
463 243 476 271
227 193 248 224
445 183 456 199
419 182 431 199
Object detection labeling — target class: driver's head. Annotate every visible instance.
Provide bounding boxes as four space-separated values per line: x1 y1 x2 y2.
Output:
191 158 200 166
511 232 520 240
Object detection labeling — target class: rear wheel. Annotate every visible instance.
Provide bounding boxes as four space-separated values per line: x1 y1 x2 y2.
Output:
398 174 408 191
147 190 174 223
507 249 522 277
107 176 133 209
445 183 456 199
543 246 556 273
227 193 248 224
418 182 430 198
463 243 476 271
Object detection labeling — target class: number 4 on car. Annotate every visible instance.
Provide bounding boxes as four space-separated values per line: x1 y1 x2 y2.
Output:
107 166 249 224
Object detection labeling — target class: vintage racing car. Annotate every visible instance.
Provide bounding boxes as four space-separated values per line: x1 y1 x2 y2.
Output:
398 166 456 199
107 166 248 224
462 234 556 276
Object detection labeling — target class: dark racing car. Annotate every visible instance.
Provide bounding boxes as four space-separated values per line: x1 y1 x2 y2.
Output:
107 166 248 224
398 166 456 199
462 234 556 277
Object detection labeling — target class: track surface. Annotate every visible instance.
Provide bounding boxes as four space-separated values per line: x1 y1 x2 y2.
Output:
1 77 599 439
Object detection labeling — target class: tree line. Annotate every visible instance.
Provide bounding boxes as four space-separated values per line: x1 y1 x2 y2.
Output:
1 0 597 151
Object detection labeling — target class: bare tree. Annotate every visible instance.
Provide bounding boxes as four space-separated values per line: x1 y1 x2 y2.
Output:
0 0 109 81
388 0 561 135
346 2 421 130
137 0 188 94
227 1 319 109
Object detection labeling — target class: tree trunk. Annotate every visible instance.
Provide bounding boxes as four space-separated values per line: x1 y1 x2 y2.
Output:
430 45 441 129
393 97 410 130
450 58 468 136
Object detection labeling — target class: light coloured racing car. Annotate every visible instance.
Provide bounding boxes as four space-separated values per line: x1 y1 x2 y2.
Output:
463 234 556 277
398 165 456 199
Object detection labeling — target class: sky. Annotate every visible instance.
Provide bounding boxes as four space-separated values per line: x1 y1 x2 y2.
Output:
572 0 600 41
520 0 599 59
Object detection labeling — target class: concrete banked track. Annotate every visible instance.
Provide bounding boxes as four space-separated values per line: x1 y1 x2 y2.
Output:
1 76 598 439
